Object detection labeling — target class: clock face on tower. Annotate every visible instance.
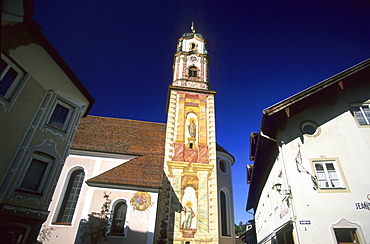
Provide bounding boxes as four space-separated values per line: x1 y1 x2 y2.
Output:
189 55 198 63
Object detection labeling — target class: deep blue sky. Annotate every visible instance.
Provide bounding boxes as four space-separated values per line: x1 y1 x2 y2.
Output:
33 0 370 224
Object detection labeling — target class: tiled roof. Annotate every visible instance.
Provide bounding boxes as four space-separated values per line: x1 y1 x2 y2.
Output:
72 115 166 188
71 115 166 156
87 155 164 189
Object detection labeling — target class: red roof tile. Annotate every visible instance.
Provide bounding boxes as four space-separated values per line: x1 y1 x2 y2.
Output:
72 115 166 156
87 155 164 188
72 115 166 188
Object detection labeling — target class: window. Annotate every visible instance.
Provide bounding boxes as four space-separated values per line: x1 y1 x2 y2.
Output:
0 53 27 108
48 100 74 131
220 190 231 236
334 228 360 244
189 66 197 77
313 160 345 189
189 42 197 51
55 169 85 224
219 160 228 173
18 152 54 194
301 121 320 136
109 201 127 236
331 218 365 244
352 104 370 126
275 225 294 244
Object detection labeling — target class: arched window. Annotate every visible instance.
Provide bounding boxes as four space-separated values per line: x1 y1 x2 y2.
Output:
110 201 127 236
219 160 228 173
56 169 85 223
220 190 231 236
189 66 198 77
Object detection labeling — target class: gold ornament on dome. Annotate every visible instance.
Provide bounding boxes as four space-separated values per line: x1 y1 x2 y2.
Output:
130 191 151 211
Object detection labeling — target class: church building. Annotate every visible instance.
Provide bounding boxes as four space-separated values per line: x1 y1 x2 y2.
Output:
41 25 235 244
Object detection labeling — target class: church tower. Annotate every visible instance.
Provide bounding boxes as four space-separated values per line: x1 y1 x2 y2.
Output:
156 24 220 243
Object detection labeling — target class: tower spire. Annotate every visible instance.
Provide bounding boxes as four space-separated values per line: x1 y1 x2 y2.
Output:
191 22 195 33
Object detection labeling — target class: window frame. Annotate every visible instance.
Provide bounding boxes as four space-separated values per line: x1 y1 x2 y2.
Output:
0 52 28 109
188 66 198 78
330 218 366 244
300 120 321 137
351 103 370 127
310 158 349 193
53 169 85 225
42 96 79 139
220 189 231 237
47 99 75 132
16 152 55 195
218 159 228 174
108 200 128 237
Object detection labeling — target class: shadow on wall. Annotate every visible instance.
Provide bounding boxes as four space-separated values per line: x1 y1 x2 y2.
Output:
155 173 182 244
72 173 183 244
278 80 370 146
74 218 154 244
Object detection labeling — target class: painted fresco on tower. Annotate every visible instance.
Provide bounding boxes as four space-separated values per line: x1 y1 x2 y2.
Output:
181 176 198 238
186 113 198 149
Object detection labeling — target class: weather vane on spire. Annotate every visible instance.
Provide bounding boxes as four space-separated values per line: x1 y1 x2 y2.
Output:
191 22 195 33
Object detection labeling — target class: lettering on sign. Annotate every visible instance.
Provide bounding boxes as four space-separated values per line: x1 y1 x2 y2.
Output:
354 194 370 211
299 220 311 225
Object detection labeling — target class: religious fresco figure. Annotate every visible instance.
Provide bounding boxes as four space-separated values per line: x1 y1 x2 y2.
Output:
187 119 196 138
182 201 195 229
130 191 151 211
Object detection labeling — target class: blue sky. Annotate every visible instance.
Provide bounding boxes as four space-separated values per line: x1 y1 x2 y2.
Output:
33 0 370 224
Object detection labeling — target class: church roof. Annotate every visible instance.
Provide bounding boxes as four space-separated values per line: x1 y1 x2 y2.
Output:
71 115 166 189
86 155 165 189
71 115 166 156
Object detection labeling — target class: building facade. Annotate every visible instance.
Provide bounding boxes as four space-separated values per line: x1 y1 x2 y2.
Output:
246 59 370 243
1 1 94 243
41 116 166 244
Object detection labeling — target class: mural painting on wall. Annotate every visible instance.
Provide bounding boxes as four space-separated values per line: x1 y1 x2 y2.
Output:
187 114 197 150
188 118 197 138
181 181 198 238
130 191 152 212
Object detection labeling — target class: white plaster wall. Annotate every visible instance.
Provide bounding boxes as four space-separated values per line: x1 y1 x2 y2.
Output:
255 83 370 243
217 152 236 244
41 154 159 244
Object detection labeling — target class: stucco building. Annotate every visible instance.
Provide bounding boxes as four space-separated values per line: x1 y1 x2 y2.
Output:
246 59 370 243
1 1 94 243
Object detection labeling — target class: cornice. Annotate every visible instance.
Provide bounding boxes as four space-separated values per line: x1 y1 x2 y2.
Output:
169 85 216 95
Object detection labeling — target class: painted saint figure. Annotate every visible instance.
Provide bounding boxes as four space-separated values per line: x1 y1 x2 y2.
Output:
188 119 196 138
182 201 195 229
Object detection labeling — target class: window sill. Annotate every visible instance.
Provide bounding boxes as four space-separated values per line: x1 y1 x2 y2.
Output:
317 187 349 193
51 222 72 226
15 188 42 196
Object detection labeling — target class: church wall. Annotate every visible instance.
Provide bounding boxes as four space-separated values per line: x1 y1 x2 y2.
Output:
217 151 236 243
41 154 159 244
